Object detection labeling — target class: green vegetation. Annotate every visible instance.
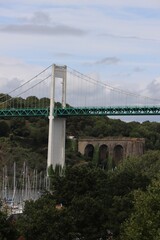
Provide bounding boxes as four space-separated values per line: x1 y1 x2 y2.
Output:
120 179 160 240
0 151 159 239
0 210 17 239
1 94 160 239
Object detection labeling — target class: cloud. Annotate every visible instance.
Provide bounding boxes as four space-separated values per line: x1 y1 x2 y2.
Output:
133 67 144 73
0 77 22 94
30 12 51 25
100 33 160 42
0 23 86 36
144 78 160 99
0 57 46 91
55 52 74 58
87 57 120 66
96 57 120 65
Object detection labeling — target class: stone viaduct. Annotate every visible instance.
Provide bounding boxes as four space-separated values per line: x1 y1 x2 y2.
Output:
78 137 145 166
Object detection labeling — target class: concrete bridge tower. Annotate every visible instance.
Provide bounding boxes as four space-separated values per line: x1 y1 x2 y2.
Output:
47 64 67 169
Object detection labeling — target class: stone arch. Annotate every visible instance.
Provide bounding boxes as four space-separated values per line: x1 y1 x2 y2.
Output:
99 144 109 161
99 144 109 168
84 144 94 158
113 144 123 165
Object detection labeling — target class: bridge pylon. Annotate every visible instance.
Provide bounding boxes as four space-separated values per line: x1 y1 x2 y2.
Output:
47 64 67 170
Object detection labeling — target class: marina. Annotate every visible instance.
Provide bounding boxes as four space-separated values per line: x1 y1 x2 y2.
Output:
0 162 49 215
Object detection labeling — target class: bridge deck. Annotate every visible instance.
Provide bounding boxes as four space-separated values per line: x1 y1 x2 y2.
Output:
0 106 160 117
55 106 160 116
0 108 49 117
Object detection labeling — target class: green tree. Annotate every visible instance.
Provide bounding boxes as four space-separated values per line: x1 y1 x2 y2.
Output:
9 97 25 108
10 117 30 137
39 97 50 108
92 144 99 166
15 152 160 240
69 195 108 240
0 210 17 240
0 121 10 137
25 96 39 108
120 179 160 240
16 194 75 240
54 165 109 205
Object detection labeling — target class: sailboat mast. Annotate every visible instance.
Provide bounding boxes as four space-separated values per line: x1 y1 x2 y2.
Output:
12 162 16 203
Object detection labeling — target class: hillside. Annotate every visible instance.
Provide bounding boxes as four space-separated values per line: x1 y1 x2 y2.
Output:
0 113 160 173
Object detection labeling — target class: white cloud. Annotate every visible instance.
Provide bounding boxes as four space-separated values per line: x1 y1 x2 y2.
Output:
0 57 46 94
142 78 160 100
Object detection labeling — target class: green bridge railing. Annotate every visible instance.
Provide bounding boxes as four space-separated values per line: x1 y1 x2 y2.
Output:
0 106 160 117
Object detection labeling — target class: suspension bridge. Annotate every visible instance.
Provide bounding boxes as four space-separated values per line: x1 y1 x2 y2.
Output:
0 64 160 169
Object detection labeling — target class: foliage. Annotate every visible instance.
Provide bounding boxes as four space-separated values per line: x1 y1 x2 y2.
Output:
2 150 160 239
10 118 30 137
69 195 109 240
92 144 99 166
0 137 47 178
15 153 159 239
0 121 10 137
16 194 75 240
120 178 160 240
0 210 17 240
66 116 160 151
53 160 152 238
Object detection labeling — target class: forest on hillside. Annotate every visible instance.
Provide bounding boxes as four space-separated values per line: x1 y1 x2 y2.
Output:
1 112 160 172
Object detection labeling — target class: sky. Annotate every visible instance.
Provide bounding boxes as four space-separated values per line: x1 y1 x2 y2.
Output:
1 0 160 121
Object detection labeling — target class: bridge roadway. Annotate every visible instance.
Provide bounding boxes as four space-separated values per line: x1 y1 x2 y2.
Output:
0 106 160 117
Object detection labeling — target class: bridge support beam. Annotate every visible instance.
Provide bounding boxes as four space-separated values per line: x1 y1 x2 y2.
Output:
47 64 67 170
47 118 66 169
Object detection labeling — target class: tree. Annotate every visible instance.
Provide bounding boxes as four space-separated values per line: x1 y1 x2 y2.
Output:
15 152 160 239
69 195 109 240
0 121 10 137
92 144 99 166
0 210 17 240
53 164 109 205
120 179 160 240
16 193 75 240
10 117 29 137
29 124 48 144
0 93 11 105
39 97 50 108
25 96 39 108
17 166 111 240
